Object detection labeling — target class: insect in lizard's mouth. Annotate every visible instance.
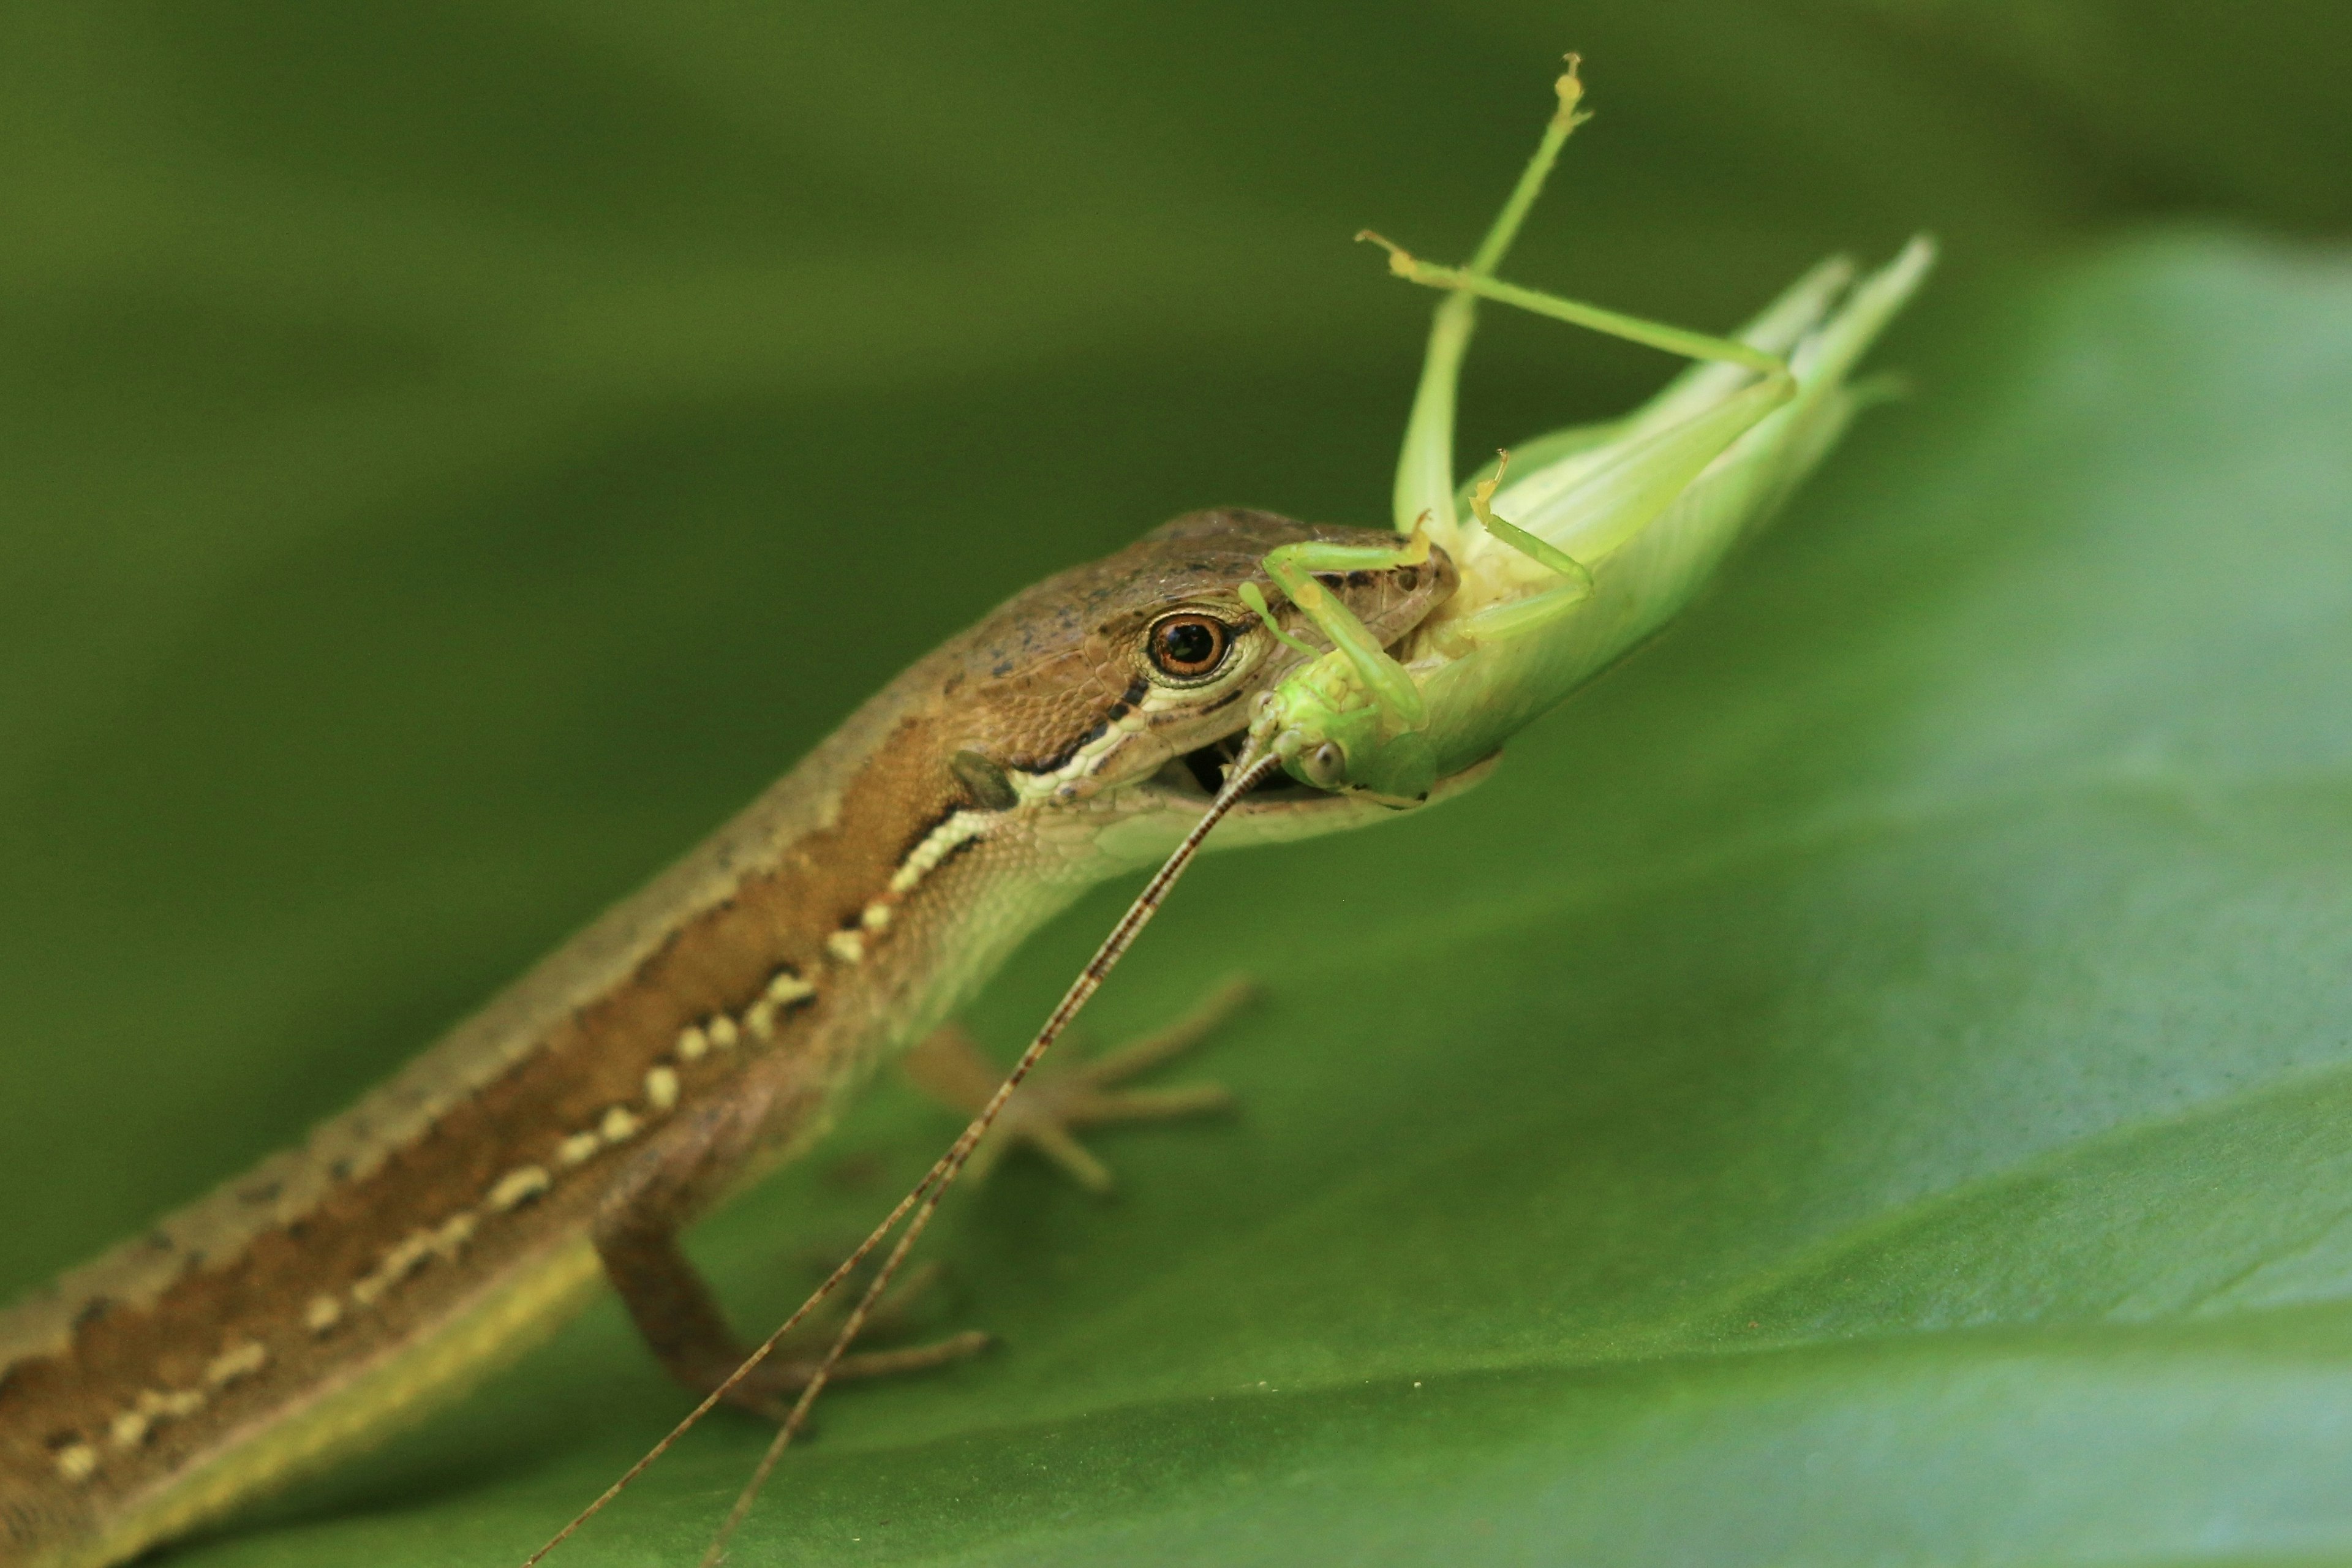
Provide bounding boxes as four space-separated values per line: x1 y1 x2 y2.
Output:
1157 734 1445 806
1157 733 1306 802
1155 727 1501 817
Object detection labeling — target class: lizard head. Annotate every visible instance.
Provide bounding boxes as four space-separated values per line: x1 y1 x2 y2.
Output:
941 508 1460 831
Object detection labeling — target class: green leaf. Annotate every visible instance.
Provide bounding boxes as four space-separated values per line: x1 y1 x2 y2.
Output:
123 234 2352 1568
6 7 2352 1566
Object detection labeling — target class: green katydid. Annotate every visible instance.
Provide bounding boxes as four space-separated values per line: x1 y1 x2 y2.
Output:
1243 57 1931 802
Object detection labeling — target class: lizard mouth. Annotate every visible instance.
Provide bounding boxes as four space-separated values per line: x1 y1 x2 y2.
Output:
1150 733 1494 816
1121 733 1498 861
1163 733 1314 804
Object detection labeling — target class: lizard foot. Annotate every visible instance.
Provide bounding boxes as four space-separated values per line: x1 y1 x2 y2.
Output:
719 1261 991 1418
901 976 1256 1193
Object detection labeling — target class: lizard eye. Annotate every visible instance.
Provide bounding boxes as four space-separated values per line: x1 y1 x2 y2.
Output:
1146 613 1232 680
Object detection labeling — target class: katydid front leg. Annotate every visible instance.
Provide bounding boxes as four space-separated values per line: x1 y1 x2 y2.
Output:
1238 533 1443 801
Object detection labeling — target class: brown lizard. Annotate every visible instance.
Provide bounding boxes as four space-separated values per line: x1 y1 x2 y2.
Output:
0 507 1469 1568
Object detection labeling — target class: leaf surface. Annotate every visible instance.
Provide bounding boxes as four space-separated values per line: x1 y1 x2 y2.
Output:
3 7 2350 1565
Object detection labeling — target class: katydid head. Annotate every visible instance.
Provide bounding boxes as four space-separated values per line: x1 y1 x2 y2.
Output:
1246 649 1446 804
939 508 1454 813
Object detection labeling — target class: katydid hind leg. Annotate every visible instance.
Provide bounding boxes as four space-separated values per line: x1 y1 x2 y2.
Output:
1391 55 1592 538
1366 59 1793 393
1370 235 1793 379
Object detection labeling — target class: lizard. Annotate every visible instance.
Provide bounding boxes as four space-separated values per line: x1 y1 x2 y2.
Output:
0 507 1471 1568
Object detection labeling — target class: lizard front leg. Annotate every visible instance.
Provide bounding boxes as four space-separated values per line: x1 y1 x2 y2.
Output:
592 1088 986 1419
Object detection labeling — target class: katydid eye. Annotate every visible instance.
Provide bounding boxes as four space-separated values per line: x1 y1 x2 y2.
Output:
1147 614 1231 679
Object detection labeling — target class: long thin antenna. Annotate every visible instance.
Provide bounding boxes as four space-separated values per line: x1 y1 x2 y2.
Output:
520 748 1284 1568
698 747 1282 1565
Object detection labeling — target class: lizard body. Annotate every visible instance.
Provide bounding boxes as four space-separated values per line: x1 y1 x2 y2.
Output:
0 509 1463 1568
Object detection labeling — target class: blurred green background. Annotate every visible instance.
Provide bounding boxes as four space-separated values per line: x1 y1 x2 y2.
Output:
6 4 2352 1564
